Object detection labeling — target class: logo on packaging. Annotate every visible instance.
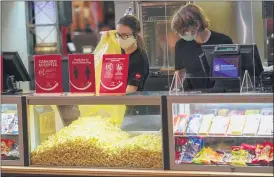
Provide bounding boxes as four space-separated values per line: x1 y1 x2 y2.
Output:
214 65 220 71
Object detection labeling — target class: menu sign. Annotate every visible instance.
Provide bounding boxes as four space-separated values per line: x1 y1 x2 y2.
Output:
34 55 62 93
99 54 129 95
68 54 95 93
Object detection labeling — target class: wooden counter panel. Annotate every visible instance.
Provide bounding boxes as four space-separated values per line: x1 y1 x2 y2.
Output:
1 166 273 177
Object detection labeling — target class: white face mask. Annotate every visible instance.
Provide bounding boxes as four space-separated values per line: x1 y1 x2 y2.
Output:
118 36 136 50
180 32 197 41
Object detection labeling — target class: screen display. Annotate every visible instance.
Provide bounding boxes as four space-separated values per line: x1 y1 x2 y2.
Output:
212 56 240 78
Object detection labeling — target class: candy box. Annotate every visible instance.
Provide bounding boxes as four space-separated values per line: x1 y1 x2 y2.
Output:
1 113 16 134
199 114 214 135
218 109 229 116
186 114 203 135
209 116 230 135
174 114 189 135
203 109 218 116
228 110 245 116
261 108 273 116
245 109 260 115
227 115 246 135
257 115 273 136
243 114 261 136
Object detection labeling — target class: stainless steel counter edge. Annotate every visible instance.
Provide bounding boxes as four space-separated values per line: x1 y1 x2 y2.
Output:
26 95 162 105
166 93 273 103
2 93 273 105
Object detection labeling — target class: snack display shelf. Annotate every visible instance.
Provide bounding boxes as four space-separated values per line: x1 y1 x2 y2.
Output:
166 93 274 173
174 135 273 138
1 133 19 136
1 95 28 166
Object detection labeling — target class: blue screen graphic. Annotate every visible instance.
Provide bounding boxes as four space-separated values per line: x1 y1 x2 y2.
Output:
212 56 240 78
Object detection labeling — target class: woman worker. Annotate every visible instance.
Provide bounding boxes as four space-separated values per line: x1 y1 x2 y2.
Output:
59 15 149 125
115 15 149 93
171 3 233 91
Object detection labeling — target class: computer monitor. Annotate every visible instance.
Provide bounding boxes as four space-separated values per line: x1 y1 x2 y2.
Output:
211 55 241 78
201 44 264 92
203 44 264 78
2 52 31 92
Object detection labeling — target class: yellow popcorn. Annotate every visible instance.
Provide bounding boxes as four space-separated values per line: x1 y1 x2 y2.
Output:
31 116 162 168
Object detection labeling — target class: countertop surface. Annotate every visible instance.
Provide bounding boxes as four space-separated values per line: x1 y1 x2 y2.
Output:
1 166 273 177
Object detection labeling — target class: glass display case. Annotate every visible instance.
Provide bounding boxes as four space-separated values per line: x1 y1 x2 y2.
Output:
26 93 164 169
166 94 273 173
1 95 28 166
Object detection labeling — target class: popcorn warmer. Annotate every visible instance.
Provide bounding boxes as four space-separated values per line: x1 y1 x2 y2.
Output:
26 93 164 169
167 94 273 173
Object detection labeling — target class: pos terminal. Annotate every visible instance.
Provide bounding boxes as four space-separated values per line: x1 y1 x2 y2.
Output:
1 52 31 94
201 44 264 93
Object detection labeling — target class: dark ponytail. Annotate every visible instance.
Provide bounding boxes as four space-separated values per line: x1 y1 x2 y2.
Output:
117 15 146 52
136 34 145 52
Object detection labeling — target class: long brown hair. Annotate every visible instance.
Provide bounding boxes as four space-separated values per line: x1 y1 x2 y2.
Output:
117 15 146 52
171 4 210 35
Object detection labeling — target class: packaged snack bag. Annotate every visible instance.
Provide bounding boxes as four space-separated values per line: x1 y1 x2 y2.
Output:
243 114 261 136
186 114 203 135
192 147 225 165
240 143 256 164
175 137 188 164
199 114 214 135
1 138 15 157
180 137 204 163
228 146 248 166
252 142 273 164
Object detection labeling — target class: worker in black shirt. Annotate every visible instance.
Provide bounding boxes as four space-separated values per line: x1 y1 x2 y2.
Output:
171 4 233 91
115 15 149 93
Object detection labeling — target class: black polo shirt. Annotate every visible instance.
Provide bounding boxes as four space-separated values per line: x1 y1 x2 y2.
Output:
122 48 149 91
175 30 233 90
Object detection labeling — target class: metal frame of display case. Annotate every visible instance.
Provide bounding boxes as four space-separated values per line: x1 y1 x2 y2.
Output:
1 95 29 166
166 93 274 173
135 1 188 70
26 93 171 170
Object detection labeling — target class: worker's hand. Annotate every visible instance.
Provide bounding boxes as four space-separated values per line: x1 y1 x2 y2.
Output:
100 31 110 37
